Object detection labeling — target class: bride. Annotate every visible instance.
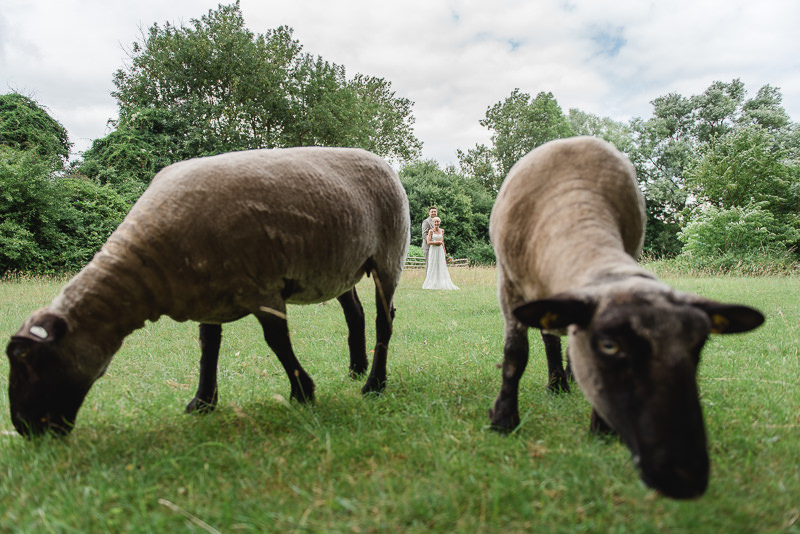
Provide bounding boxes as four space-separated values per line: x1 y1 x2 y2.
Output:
423 217 459 290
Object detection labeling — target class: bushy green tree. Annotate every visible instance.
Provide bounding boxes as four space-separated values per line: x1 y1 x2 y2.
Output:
78 107 187 198
626 79 799 258
0 147 129 274
0 147 60 272
84 1 420 190
0 93 130 274
627 94 695 257
688 125 799 214
56 177 129 270
400 160 494 264
458 89 573 192
0 93 71 171
678 202 799 270
568 109 634 153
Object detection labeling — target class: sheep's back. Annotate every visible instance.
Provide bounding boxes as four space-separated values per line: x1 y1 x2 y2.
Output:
95 147 408 323
490 137 645 299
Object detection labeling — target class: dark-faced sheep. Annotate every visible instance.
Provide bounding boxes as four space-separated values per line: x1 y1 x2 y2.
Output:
6 147 410 437
489 136 764 499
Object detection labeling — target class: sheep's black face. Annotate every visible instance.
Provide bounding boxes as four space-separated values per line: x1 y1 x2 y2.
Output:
572 299 712 499
514 289 764 499
6 314 93 437
7 339 92 437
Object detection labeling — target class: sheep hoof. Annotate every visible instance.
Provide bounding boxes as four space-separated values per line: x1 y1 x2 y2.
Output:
488 406 520 434
547 372 571 394
348 362 369 379
186 396 217 414
361 377 386 396
290 387 315 403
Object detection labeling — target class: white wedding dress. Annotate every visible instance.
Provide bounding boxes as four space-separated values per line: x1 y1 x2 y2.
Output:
423 231 459 290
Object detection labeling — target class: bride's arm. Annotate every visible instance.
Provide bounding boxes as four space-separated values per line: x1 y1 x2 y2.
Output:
426 229 437 245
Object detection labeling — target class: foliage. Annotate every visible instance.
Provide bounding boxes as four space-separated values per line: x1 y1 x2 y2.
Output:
458 239 496 265
687 125 799 214
84 1 420 190
0 147 128 275
78 107 187 195
400 160 494 264
0 93 71 171
406 244 423 258
56 177 130 269
627 96 695 257
677 202 800 272
626 79 798 258
458 89 573 192
567 109 634 153
0 147 68 273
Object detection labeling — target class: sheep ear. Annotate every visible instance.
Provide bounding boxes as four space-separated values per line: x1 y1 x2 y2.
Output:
690 301 765 334
514 293 596 330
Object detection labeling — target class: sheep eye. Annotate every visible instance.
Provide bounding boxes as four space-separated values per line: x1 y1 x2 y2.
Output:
597 337 620 356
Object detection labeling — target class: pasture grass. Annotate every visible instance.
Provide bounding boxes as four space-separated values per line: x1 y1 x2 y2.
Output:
0 267 798 533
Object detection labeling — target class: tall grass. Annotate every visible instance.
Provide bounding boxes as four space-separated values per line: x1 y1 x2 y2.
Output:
0 267 798 533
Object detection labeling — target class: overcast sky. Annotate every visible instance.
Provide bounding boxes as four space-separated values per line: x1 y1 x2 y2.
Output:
2 0 798 166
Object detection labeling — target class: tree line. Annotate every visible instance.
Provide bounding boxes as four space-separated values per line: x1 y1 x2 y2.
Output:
2 2 798 274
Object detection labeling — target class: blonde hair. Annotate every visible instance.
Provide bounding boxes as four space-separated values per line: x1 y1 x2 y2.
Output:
432 217 441 223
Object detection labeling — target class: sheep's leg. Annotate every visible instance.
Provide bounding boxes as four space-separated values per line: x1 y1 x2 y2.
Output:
362 271 395 395
257 313 315 402
490 323 529 432
337 288 368 377
542 332 570 393
186 323 221 414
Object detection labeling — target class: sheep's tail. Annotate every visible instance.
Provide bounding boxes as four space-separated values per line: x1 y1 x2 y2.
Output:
258 306 287 321
364 259 392 321
371 268 392 321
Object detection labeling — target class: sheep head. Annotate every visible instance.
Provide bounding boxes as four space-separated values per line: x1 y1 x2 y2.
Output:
513 282 764 499
6 310 97 437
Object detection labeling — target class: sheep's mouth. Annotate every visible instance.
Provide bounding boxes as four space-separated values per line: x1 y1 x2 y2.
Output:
12 410 76 437
9 381 88 438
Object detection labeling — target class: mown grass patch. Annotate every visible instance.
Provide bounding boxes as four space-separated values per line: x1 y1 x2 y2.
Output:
0 267 798 532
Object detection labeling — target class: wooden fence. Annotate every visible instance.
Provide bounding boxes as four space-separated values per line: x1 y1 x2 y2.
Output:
404 257 469 270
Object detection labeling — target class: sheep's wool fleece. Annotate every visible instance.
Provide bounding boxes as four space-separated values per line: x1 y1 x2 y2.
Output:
52 147 410 329
490 136 646 304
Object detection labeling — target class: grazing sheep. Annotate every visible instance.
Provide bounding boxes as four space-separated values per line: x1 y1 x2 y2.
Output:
489 136 764 499
6 147 410 437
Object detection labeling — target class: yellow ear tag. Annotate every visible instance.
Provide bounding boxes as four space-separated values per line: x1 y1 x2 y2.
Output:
540 312 559 330
710 314 730 333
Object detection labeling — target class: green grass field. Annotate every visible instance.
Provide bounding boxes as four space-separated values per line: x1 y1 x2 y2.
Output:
1 267 798 533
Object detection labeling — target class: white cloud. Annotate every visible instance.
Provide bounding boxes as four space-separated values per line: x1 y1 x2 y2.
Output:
2 0 798 165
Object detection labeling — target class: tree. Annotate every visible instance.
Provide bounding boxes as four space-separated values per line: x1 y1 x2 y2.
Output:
691 79 746 143
349 74 421 163
0 94 130 274
624 79 797 257
568 109 633 153
0 93 71 170
0 147 58 272
628 111 692 257
96 0 420 184
739 85 791 132
688 125 798 215
678 202 799 271
458 89 573 191
78 107 188 197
